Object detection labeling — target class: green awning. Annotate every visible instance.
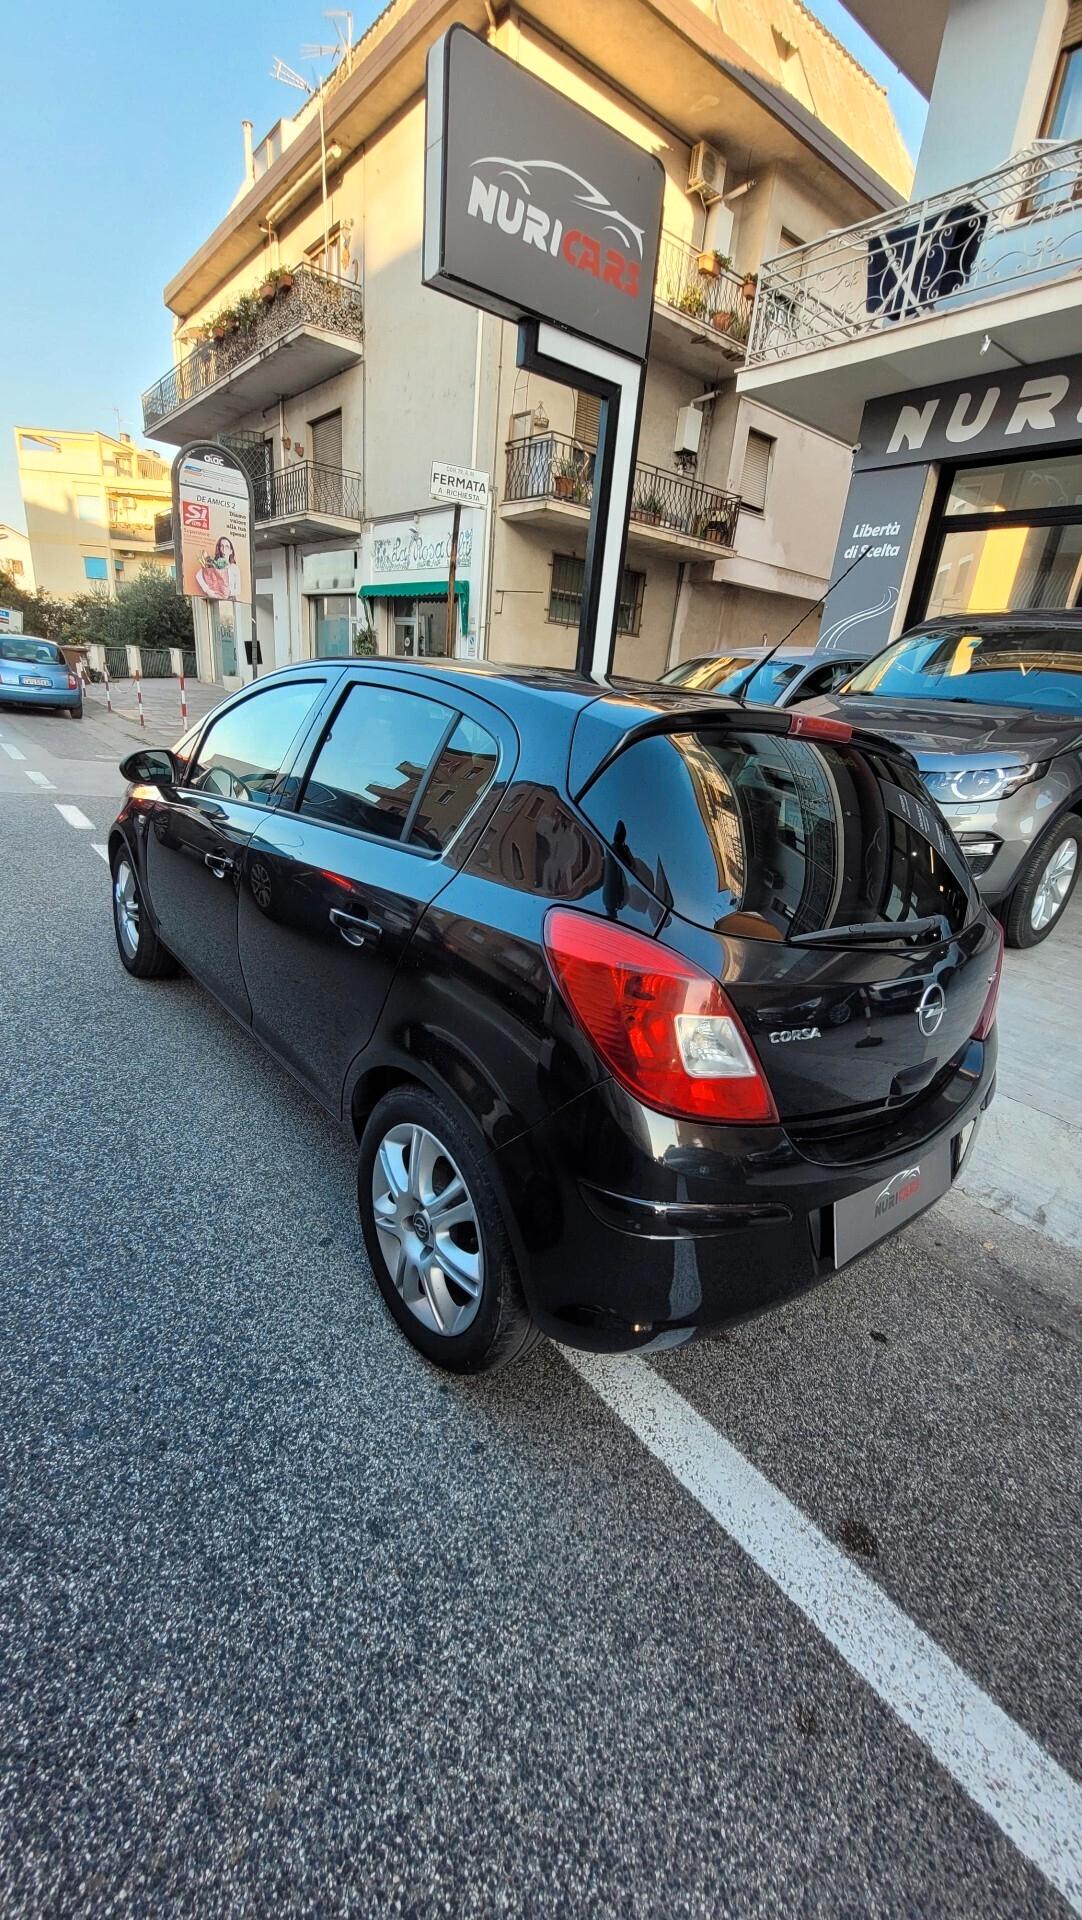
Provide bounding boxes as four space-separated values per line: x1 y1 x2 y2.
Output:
359 579 469 636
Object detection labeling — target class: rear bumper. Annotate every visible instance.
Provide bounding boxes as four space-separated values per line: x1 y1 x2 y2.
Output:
0 682 80 710
493 1033 996 1352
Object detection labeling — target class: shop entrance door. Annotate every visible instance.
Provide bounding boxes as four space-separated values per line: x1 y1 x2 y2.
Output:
391 597 450 658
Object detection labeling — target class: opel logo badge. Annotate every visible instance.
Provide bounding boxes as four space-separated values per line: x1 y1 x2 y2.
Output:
917 982 946 1038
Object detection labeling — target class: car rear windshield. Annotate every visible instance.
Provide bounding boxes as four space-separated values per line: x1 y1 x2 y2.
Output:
580 725 974 939
663 654 801 702
0 638 61 665
845 625 1082 714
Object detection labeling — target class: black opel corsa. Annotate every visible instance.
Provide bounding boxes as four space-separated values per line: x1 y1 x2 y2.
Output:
109 659 1000 1372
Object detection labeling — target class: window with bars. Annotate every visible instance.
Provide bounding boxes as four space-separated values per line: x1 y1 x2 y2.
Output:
548 552 645 635
740 430 774 513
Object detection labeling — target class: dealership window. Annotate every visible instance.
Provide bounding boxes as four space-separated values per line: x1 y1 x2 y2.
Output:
82 555 108 582
921 452 1082 619
740 431 774 513
548 552 645 635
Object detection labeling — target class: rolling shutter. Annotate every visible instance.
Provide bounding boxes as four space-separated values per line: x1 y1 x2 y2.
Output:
573 391 601 448
741 430 774 512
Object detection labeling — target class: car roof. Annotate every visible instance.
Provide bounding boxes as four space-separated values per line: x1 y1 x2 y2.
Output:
904 613 1082 634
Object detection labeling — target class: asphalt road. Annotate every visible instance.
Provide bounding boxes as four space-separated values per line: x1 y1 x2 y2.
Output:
1 700 1080 1919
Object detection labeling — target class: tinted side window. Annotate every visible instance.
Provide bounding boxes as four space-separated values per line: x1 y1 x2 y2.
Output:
189 681 324 803
299 684 455 841
409 715 499 851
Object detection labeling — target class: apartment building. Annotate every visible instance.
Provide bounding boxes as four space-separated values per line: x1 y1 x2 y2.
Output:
740 0 1082 654
14 428 174 600
141 0 912 684
0 524 35 592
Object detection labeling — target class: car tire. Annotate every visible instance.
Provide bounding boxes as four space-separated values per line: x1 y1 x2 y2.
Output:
70 702 83 720
1003 814 1082 949
111 847 179 979
357 1084 540 1374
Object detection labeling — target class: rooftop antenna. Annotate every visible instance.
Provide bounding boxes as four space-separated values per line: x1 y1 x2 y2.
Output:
271 55 332 262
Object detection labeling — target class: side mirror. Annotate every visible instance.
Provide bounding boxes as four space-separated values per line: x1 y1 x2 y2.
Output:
119 747 181 786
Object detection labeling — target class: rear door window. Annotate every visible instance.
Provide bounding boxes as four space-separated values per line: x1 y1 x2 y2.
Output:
580 726 974 939
299 684 455 841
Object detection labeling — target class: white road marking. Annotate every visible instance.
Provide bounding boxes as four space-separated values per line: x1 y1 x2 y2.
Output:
54 803 94 830
26 770 55 789
91 843 110 863
1 743 25 761
567 1353 1082 1916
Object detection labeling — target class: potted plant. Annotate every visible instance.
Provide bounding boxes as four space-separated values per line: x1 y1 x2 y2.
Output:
697 249 732 277
636 491 664 525
677 283 709 320
233 293 260 331
276 267 295 292
259 274 278 303
554 455 580 499
741 270 758 301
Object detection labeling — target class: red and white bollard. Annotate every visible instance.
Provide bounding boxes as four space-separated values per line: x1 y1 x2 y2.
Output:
104 665 112 714
178 670 188 729
135 670 145 729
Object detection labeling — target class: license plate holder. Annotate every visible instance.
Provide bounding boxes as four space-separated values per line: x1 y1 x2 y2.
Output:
834 1137 953 1269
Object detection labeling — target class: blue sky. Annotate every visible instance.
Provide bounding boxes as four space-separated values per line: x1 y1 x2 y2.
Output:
0 0 925 536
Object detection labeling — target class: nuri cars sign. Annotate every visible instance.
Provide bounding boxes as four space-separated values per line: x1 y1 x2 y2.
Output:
431 461 490 509
423 26 664 362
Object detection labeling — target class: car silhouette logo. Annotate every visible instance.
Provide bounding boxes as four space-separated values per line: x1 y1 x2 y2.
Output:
917 982 946 1037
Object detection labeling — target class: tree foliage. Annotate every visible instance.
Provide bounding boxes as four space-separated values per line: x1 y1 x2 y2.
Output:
0 563 193 651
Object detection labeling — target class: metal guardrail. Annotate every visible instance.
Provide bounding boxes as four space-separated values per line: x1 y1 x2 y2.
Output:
257 461 363 522
747 136 1082 367
654 232 753 347
141 265 364 429
504 433 740 548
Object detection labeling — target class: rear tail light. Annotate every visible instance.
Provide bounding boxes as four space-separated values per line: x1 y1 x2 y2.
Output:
67 673 78 690
788 712 853 742
543 909 778 1124
972 918 1004 1040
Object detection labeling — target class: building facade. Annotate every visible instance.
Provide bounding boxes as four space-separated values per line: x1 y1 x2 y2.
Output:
0 523 35 593
14 428 174 600
740 0 1082 656
141 0 912 686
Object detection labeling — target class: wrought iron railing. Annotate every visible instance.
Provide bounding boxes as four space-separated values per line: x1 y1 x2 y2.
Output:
654 231 754 348
504 434 740 547
257 461 362 522
108 515 157 543
141 264 364 429
747 137 1082 368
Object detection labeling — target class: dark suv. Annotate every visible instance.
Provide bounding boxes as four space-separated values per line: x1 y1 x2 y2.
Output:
109 661 1000 1373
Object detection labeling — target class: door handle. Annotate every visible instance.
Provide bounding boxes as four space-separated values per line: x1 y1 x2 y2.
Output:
205 852 234 879
329 907 382 949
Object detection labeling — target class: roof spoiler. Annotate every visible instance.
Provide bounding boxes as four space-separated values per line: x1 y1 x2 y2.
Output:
571 706 855 805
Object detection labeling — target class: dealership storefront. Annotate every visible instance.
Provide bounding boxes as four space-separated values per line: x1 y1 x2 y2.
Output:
818 354 1082 657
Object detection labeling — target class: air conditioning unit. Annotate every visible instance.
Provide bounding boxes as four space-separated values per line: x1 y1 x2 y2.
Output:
688 140 725 204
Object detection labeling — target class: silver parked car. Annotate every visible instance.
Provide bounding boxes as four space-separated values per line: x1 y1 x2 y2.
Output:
798 614 1082 947
661 645 863 706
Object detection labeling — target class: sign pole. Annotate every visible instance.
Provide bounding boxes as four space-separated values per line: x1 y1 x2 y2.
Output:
445 502 461 653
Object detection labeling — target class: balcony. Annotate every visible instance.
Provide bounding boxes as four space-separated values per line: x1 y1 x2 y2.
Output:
502 434 740 559
741 137 1082 438
141 265 364 443
108 515 158 545
652 231 754 372
253 461 363 545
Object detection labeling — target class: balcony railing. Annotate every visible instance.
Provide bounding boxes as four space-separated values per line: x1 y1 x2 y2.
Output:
654 232 754 348
108 516 157 543
504 433 740 548
747 137 1082 368
141 264 364 429
256 461 362 522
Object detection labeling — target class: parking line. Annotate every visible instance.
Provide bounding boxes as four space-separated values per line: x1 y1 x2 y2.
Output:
26 770 55 789
55 803 94 830
567 1353 1082 1916
1 743 25 761
91 842 110 863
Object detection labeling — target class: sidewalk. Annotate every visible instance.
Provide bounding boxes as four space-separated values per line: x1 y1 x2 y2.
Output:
84 676 223 743
957 891 1082 1252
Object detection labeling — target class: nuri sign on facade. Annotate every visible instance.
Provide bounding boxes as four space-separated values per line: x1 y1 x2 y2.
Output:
423 26 664 362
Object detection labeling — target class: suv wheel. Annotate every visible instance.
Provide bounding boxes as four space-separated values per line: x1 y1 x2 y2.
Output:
111 849 179 979
1004 814 1082 949
357 1085 539 1374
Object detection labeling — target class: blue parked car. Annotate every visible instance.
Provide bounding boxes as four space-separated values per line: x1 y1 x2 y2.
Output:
0 635 82 718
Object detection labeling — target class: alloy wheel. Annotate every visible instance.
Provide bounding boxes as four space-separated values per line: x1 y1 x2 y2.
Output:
114 858 140 958
370 1122 483 1336
1031 837 1078 932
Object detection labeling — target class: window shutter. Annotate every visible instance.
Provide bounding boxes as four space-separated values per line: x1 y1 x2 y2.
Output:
741 431 773 512
1064 1 1082 47
573 391 601 448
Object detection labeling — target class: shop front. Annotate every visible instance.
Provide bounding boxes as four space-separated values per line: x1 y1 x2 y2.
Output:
817 353 1082 659
357 507 482 659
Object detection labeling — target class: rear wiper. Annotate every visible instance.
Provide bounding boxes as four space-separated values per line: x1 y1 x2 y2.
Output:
789 914 949 948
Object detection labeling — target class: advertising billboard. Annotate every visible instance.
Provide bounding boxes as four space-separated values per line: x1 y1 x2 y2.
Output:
172 443 254 604
424 26 664 362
